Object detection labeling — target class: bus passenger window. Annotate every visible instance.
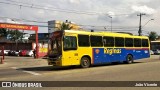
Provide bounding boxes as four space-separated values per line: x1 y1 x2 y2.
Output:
115 37 124 47
125 38 133 47
142 39 149 47
103 36 114 47
134 38 141 47
90 36 103 47
78 35 90 47
63 36 77 50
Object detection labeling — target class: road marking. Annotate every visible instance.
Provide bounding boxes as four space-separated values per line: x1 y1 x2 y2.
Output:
11 67 18 69
22 71 41 76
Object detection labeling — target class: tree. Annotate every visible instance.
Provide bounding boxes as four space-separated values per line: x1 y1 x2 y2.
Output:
0 28 8 37
148 31 158 41
7 30 23 41
58 22 73 30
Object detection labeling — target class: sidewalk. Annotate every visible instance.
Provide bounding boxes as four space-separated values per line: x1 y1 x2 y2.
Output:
0 56 48 68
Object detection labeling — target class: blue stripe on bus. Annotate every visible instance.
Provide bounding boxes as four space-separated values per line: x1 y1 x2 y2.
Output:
92 48 150 65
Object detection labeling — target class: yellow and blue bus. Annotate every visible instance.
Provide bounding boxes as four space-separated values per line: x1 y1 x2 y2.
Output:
48 30 150 68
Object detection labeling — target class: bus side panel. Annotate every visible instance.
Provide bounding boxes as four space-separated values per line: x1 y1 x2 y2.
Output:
77 47 92 64
92 48 126 64
141 48 150 59
92 48 150 65
116 48 127 62
92 48 110 64
104 48 130 63
62 47 93 66
133 49 150 60
125 48 150 60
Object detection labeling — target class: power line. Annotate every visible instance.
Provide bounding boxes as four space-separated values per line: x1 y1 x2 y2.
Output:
0 14 140 32
0 0 138 28
0 15 140 29
0 16 47 23
0 1 134 16
5 0 101 14
0 1 101 15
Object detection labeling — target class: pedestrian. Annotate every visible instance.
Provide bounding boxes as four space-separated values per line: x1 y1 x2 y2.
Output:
33 49 36 58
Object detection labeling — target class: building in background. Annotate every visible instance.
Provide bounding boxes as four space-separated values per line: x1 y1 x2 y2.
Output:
28 33 49 43
48 20 81 34
28 33 49 57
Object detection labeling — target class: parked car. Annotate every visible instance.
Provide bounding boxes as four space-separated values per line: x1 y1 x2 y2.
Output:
0 50 9 56
13 50 21 56
26 50 34 57
153 49 160 55
4 50 10 55
150 50 154 55
8 50 20 56
8 50 14 56
19 50 27 56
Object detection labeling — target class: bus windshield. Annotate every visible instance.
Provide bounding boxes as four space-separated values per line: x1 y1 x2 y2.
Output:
51 37 62 54
48 31 63 56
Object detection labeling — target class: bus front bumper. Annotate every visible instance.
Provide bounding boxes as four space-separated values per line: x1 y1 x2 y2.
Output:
47 59 61 66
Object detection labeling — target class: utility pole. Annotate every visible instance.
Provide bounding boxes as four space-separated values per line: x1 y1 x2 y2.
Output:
137 13 146 36
108 16 112 32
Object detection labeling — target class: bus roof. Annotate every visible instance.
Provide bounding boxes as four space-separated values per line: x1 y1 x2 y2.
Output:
64 30 149 39
151 41 160 42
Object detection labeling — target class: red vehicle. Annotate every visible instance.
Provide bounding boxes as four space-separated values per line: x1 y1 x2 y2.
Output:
19 50 27 56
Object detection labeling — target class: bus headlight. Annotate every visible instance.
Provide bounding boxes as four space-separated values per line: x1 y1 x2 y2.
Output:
57 55 62 60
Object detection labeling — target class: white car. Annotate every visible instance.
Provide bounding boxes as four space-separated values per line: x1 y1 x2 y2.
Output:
150 50 154 55
4 50 10 55
26 50 34 57
153 49 160 55
0 50 9 55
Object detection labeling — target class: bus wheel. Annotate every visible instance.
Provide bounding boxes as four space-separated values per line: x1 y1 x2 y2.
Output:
126 55 133 64
81 57 90 68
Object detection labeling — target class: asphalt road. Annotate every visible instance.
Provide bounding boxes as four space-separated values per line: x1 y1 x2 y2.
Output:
0 55 160 90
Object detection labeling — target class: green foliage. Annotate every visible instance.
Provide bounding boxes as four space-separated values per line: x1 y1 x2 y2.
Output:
58 23 73 30
0 28 23 41
7 30 23 41
148 31 158 41
0 28 8 37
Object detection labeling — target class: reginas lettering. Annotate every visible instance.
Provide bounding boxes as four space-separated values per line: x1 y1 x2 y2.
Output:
104 48 121 55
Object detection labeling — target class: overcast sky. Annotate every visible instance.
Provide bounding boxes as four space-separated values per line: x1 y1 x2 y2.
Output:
0 0 160 35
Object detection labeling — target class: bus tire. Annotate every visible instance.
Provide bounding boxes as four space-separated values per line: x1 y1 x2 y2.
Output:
80 57 90 68
126 55 133 64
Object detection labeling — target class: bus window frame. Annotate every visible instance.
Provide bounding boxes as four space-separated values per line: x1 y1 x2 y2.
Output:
78 34 90 47
115 37 125 47
90 35 103 47
63 36 78 51
134 38 142 47
103 36 115 47
125 38 134 47
142 39 149 47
